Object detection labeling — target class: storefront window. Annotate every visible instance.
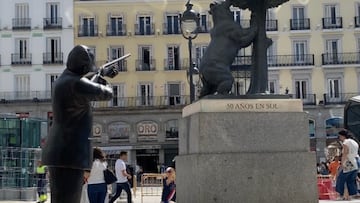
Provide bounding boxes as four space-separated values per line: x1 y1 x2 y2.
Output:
137 121 158 141
108 121 130 140
309 119 315 138
326 117 343 138
165 119 179 139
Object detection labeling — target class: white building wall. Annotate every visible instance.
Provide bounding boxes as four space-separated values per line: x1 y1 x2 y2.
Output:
0 0 74 93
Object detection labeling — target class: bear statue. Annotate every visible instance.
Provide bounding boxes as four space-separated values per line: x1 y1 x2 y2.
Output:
199 0 258 98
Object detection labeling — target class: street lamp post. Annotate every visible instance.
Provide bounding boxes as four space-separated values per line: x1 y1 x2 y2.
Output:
180 0 199 103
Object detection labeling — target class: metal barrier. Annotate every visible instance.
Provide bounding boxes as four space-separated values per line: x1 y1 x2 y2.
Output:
140 173 164 203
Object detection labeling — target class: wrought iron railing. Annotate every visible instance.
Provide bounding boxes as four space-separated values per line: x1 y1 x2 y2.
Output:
78 25 98 37
43 52 63 64
323 93 358 105
322 52 360 65
322 17 342 29
12 18 31 30
11 54 32 65
164 58 188 70
43 18 62 29
290 18 310 30
268 54 315 67
163 23 180 35
96 60 128 72
0 91 51 103
289 94 316 105
92 96 190 108
134 23 155 35
266 19 278 31
106 24 127 36
135 59 156 71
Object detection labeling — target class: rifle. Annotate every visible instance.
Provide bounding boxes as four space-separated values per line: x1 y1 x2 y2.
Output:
91 53 131 82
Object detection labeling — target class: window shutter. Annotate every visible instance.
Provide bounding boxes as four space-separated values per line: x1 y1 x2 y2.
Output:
136 84 141 106
164 83 169 105
181 82 185 104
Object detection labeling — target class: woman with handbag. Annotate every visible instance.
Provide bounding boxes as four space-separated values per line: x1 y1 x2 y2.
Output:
87 148 108 203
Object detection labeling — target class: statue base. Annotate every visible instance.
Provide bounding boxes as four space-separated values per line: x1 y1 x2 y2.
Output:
176 99 318 203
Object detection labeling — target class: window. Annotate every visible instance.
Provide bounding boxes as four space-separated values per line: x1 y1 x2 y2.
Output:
88 46 96 59
111 84 125 107
80 17 96 36
194 44 208 65
326 117 343 137
325 39 340 63
356 3 360 27
232 80 248 95
267 40 276 65
46 74 59 93
15 3 29 28
45 37 62 63
137 16 152 35
165 15 180 34
137 83 153 106
108 46 125 71
165 120 179 139
15 75 30 99
165 83 182 105
138 46 153 71
291 6 307 29
266 9 277 31
268 80 278 94
327 78 341 100
323 4 341 28
15 38 29 59
309 119 315 138
46 3 59 24
232 10 241 24
199 14 209 33
293 40 308 63
294 79 308 99
107 122 130 140
166 45 180 70
108 16 124 36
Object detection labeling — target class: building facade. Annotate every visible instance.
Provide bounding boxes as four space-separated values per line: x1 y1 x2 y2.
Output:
0 0 359 169
0 0 74 113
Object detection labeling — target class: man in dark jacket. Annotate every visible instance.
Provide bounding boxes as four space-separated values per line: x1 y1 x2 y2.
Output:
42 45 118 203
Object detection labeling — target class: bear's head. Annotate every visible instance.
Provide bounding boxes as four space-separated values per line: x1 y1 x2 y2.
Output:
66 45 97 76
209 0 233 25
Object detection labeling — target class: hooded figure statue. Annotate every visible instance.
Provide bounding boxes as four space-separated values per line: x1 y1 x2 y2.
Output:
42 45 117 203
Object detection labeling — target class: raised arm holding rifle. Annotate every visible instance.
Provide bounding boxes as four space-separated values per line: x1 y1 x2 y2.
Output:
42 45 131 203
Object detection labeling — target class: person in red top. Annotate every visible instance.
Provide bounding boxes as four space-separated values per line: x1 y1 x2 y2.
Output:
329 156 341 178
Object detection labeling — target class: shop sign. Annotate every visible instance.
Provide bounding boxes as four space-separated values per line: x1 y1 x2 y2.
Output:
108 121 130 139
137 121 158 135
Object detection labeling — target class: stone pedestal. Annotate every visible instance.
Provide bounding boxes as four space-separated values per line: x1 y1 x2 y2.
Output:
176 99 318 203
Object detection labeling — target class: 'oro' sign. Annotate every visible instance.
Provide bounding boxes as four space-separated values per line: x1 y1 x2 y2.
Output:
137 121 158 135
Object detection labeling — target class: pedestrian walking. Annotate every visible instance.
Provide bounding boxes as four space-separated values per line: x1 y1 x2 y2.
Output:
36 160 47 203
336 129 359 200
161 167 176 203
87 148 108 203
109 151 132 203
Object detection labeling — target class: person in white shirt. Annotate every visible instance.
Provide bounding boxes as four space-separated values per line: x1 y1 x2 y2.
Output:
336 130 359 200
87 148 107 203
109 151 132 203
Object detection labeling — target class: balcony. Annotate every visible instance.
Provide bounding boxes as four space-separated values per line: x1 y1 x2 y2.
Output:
136 59 156 71
11 54 32 65
289 94 316 105
164 58 188 70
12 18 31 30
135 23 155 35
43 52 63 64
78 25 98 37
43 18 62 29
322 17 342 29
92 95 190 108
290 18 310 30
323 93 358 105
355 16 360 28
96 60 127 72
0 91 51 103
106 24 127 36
322 53 360 65
266 19 278 31
198 22 212 33
163 23 180 35
268 54 315 67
